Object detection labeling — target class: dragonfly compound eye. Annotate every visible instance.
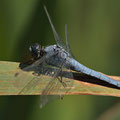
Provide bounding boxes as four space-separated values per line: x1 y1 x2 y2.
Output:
29 43 41 59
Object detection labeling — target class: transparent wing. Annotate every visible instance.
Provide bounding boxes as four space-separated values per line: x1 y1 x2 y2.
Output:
44 6 66 49
14 53 49 92
40 74 62 108
40 60 74 108
16 64 59 95
65 24 74 58
40 64 63 108
44 6 74 59
17 76 42 95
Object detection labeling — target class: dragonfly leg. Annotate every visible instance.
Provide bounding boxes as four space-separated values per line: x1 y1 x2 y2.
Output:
58 68 67 88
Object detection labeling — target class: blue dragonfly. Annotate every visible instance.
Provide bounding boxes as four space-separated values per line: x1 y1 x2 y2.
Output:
15 6 120 108
42 6 120 88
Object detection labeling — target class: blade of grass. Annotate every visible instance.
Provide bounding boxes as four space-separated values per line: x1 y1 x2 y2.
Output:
0 61 120 96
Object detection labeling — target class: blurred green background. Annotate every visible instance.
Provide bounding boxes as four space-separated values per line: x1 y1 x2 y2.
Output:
0 0 120 120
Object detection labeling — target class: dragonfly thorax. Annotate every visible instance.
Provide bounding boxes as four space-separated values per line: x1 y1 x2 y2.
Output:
44 44 70 67
45 45 69 59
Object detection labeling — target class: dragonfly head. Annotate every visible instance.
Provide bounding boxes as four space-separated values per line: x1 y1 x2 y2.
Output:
29 43 46 60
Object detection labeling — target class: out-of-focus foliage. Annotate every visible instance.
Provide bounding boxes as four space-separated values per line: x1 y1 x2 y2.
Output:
0 0 120 120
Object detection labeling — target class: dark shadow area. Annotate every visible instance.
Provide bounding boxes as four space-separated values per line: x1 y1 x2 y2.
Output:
72 72 120 89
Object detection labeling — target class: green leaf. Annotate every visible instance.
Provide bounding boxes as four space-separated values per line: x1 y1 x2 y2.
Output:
0 61 120 96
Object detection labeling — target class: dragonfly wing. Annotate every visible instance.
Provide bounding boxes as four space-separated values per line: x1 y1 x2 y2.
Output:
65 24 74 58
18 76 43 95
40 63 64 108
14 53 49 91
40 61 74 108
40 75 62 108
44 6 66 49
15 62 61 95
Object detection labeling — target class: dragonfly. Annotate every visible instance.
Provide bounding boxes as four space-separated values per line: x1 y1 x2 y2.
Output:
15 6 120 108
